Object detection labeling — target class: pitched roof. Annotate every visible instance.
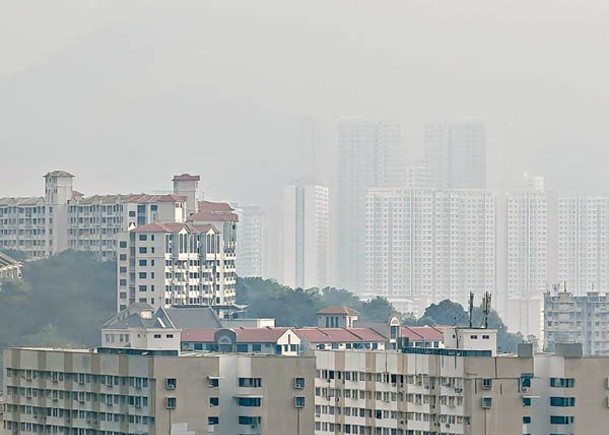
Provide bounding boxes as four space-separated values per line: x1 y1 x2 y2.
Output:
401 326 444 341
232 327 292 343
188 201 239 223
164 306 222 329
44 170 74 178
172 174 201 182
102 303 177 329
125 194 186 204
0 197 45 206
294 327 385 343
317 306 360 316
0 252 21 268
132 222 215 234
181 328 216 342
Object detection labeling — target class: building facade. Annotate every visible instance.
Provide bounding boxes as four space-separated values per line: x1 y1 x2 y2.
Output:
423 119 486 190
0 171 200 261
544 290 609 355
282 183 330 289
3 347 315 435
116 221 236 312
235 204 266 278
556 195 609 294
336 120 405 293
365 188 495 313
0 252 22 281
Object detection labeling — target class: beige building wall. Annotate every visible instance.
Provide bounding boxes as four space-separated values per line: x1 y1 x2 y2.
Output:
3 348 315 435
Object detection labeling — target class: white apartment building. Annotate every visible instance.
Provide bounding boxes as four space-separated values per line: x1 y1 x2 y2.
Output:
116 219 236 312
423 119 486 190
544 290 609 356
503 176 556 337
282 184 330 289
557 195 609 294
0 171 199 261
235 204 266 278
365 188 495 313
337 120 406 293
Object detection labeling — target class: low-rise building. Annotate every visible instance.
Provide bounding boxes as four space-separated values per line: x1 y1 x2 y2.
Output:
3 347 315 435
544 289 609 355
0 252 22 281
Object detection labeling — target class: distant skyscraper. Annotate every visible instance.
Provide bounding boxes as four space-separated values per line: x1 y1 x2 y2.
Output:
557 195 609 294
365 188 495 312
502 175 557 337
336 120 406 292
424 119 486 189
235 204 266 278
282 183 330 289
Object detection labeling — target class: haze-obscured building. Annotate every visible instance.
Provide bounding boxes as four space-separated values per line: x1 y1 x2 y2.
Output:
336 120 405 293
282 183 330 289
365 188 495 313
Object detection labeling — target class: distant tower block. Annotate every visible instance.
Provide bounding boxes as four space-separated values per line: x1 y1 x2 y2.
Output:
43 170 75 254
172 174 201 216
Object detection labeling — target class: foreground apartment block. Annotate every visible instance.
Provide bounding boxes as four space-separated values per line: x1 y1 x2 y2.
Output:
544 289 609 355
3 347 315 435
0 172 205 261
315 340 609 434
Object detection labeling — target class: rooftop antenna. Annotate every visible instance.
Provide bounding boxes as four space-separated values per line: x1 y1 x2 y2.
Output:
468 291 474 329
482 292 492 329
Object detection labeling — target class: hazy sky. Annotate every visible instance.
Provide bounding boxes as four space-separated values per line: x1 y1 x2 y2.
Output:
2 0 609 204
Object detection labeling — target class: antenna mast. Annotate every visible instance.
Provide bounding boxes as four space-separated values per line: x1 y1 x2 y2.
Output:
468 292 474 329
483 292 492 329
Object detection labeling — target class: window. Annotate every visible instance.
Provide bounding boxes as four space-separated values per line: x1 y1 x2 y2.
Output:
550 378 575 388
252 344 262 352
166 334 174 339
550 415 574 425
239 378 262 388
238 397 261 407
238 416 261 425
294 378 305 389
119 254 127 261
139 272 147 279
208 378 219 388
166 397 176 409
139 234 147 241
522 397 532 406
154 334 161 338
481 397 492 408
295 396 305 408
482 378 492 389
523 416 531 424
237 344 248 352
166 378 177 390
119 241 127 248
550 397 575 407
139 260 147 266
129 211 136 217
208 417 218 425
139 247 147 254
209 397 219 407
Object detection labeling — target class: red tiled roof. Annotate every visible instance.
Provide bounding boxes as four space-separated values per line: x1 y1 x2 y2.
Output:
317 306 360 316
233 327 292 343
172 174 201 182
294 327 385 343
133 222 215 234
182 329 215 342
126 194 187 204
188 201 239 223
198 201 234 212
